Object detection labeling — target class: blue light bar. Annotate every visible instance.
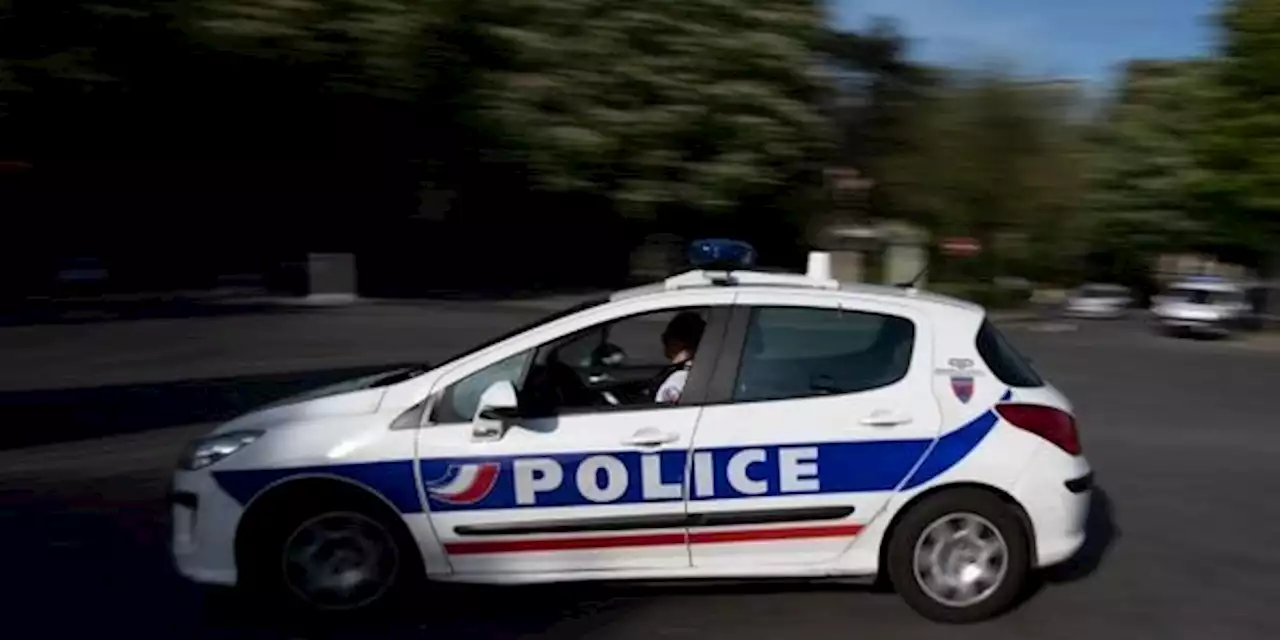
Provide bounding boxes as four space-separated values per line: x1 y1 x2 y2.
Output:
687 238 757 270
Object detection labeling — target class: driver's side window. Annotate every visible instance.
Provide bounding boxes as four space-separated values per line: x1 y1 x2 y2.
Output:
522 306 711 414
429 306 711 424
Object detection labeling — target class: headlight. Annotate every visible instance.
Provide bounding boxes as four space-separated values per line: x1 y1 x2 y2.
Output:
178 430 263 471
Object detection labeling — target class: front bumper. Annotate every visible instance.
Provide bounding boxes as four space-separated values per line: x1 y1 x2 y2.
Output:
1158 317 1231 335
170 469 244 586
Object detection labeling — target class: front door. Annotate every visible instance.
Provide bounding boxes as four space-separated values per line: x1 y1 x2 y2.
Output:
687 291 943 567
417 408 702 575
416 293 734 575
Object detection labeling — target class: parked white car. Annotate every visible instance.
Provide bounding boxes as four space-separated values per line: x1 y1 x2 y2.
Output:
1064 284 1132 319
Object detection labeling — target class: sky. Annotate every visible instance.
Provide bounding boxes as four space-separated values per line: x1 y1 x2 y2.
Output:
831 0 1220 85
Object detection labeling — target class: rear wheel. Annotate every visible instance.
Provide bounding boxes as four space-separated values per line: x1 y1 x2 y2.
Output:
240 491 422 621
886 489 1030 623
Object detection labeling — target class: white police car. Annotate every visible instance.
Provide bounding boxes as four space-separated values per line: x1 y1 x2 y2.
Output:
1150 276 1253 337
171 239 1091 624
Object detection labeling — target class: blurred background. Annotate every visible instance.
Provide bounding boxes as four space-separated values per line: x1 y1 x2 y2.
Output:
5 2 1280 639
3 0 1278 311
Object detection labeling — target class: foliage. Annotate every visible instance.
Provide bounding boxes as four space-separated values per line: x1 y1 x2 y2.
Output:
190 0 457 99
13 0 1280 293
876 69 1090 282
1083 60 1216 284
819 19 937 223
1198 0 1280 269
474 0 832 223
820 20 935 170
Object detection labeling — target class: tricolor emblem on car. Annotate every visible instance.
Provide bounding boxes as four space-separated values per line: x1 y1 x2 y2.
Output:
426 462 502 505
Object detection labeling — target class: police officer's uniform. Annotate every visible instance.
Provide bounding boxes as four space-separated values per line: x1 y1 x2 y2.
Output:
654 360 692 404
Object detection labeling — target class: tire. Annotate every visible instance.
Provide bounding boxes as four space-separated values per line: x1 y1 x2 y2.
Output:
885 489 1031 624
239 491 422 622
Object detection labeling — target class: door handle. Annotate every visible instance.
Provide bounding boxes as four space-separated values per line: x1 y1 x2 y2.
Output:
623 429 679 447
588 373 614 384
859 411 912 427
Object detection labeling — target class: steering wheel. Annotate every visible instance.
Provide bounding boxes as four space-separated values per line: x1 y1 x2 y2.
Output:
530 353 625 410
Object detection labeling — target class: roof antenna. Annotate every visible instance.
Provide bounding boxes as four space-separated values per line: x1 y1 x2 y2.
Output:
897 264 928 290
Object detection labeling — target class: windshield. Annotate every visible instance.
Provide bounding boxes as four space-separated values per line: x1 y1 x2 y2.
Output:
427 297 610 370
1165 287 1242 305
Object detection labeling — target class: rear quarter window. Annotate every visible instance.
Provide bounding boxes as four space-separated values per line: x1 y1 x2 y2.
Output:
732 307 915 402
975 320 1043 388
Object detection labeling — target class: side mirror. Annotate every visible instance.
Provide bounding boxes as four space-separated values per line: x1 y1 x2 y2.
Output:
471 380 520 441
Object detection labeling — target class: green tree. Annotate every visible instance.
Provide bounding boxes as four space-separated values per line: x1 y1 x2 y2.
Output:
475 0 832 225
1199 0 1280 270
191 0 448 98
877 69 1088 282
819 19 937 221
1085 60 1215 276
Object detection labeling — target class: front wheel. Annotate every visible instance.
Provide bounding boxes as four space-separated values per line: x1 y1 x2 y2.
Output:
240 496 421 621
885 489 1031 623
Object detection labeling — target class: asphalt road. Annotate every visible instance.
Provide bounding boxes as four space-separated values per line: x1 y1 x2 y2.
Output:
3 308 1279 639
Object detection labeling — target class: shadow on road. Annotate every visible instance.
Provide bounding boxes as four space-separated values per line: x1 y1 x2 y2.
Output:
1044 485 1120 584
0 471 648 639
0 472 1117 639
0 363 412 450
202 583 653 639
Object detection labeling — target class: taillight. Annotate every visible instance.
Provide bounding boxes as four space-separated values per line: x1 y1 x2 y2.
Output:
995 403 1081 455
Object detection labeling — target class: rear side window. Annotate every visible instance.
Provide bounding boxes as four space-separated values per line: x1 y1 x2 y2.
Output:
975 320 1043 387
732 307 916 402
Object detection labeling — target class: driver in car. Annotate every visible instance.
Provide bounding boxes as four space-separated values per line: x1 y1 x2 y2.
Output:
655 311 706 404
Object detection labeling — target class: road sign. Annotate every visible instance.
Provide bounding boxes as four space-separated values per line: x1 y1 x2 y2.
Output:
941 236 981 257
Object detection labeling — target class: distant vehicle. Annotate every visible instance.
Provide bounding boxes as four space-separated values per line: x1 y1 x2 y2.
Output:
1064 284 1132 319
55 257 108 285
50 256 110 298
171 239 1091 624
1150 277 1252 337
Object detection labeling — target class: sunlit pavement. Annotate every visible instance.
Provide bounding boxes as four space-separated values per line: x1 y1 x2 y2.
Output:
2 306 1279 639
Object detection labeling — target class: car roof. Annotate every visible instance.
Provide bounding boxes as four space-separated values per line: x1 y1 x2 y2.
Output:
609 269 985 322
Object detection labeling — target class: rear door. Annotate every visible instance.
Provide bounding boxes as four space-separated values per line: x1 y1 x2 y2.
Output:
686 290 944 568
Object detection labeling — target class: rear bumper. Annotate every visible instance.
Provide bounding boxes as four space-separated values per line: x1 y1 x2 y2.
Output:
1012 449 1092 568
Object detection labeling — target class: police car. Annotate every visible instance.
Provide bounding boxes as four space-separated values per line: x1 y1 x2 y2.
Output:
1150 276 1253 337
171 239 1091 624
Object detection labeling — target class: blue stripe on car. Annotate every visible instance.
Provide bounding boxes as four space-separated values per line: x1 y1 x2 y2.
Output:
213 391 1012 513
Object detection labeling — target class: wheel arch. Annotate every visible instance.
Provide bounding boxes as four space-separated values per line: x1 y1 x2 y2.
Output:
233 474 429 582
877 482 1036 577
